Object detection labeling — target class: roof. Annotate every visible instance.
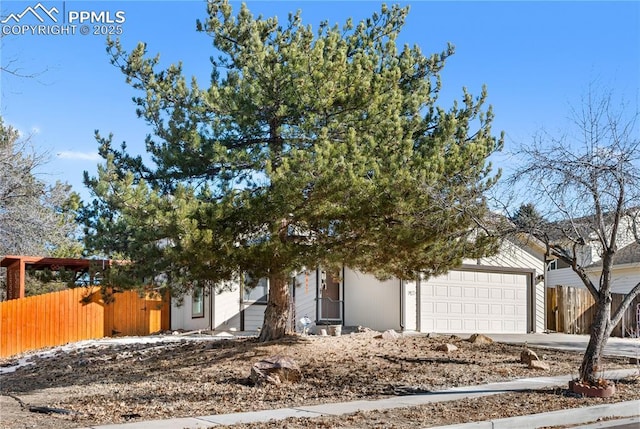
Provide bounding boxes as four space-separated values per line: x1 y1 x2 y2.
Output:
544 209 639 243
587 242 640 268
1 255 111 270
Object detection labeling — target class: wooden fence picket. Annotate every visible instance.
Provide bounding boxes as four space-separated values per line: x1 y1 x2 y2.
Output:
0 288 169 358
546 285 639 337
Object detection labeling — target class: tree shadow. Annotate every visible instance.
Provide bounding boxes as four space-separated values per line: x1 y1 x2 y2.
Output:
0 335 311 395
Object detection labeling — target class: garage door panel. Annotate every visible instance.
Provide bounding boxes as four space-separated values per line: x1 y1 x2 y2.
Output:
464 319 476 331
421 270 528 334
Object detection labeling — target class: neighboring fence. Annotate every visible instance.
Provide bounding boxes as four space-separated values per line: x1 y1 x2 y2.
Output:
0 287 170 358
546 285 640 337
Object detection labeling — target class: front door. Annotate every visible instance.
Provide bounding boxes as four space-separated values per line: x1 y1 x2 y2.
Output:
319 270 342 321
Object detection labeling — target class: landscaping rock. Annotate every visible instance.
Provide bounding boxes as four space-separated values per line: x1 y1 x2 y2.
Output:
376 329 402 340
383 329 402 340
520 347 540 365
467 334 494 344
250 356 302 386
435 343 458 353
528 360 550 370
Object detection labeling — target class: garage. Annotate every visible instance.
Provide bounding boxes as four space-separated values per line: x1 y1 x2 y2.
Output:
419 268 530 334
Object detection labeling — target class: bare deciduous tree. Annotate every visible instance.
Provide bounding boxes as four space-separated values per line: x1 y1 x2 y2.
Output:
511 86 640 384
0 119 82 257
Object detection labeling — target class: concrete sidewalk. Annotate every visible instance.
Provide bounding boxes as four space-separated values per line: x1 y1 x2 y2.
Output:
80 368 639 429
432 402 640 429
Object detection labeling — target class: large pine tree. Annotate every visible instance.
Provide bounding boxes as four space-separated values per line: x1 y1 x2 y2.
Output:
84 1 503 341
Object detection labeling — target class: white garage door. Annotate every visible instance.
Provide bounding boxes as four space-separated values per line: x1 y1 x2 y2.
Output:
420 269 528 334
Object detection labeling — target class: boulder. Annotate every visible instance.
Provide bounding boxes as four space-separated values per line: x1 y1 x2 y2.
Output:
250 356 302 386
520 347 540 365
435 343 458 353
381 329 402 340
467 334 494 345
528 360 550 371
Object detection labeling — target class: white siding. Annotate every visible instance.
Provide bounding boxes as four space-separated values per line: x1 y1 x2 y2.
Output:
171 280 243 332
171 293 210 331
548 266 640 294
610 266 640 294
294 270 317 331
242 304 266 331
344 269 401 331
213 284 241 331
403 280 418 331
477 238 544 271
534 280 545 333
547 268 588 289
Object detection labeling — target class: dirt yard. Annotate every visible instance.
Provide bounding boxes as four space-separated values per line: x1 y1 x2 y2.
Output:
1 331 638 429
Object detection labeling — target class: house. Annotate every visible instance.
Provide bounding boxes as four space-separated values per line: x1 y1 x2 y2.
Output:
546 241 640 295
545 211 640 295
171 235 547 334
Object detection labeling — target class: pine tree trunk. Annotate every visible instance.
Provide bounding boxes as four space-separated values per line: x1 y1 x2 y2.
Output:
258 272 291 342
579 294 612 383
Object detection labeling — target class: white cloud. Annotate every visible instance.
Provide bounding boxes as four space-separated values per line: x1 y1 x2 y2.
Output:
56 151 101 161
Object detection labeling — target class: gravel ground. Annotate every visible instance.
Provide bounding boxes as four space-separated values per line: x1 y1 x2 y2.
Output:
0 331 638 429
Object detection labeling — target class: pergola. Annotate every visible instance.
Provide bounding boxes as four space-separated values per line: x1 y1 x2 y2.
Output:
1 256 111 300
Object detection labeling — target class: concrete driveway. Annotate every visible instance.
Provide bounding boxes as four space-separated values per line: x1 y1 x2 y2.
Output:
486 333 640 358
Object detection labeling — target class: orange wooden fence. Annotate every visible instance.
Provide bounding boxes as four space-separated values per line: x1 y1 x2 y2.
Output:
0 287 170 358
546 285 640 337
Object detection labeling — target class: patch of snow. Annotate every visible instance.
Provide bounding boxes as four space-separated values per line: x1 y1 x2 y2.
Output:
0 331 257 375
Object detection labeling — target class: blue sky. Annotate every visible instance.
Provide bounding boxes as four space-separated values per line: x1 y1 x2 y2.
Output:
1 1 639 202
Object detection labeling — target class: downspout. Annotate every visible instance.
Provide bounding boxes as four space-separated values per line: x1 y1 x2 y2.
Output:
341 265 346 326
315 267 320 323
240 274 245 331
399 279 405 331
208 282 214 331
291 275 296 332
416 274 421 332
168 289 172 332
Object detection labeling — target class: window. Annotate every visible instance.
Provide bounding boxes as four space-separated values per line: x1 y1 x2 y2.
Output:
547 259 570 271
243 277 268 303
192 285 204 318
